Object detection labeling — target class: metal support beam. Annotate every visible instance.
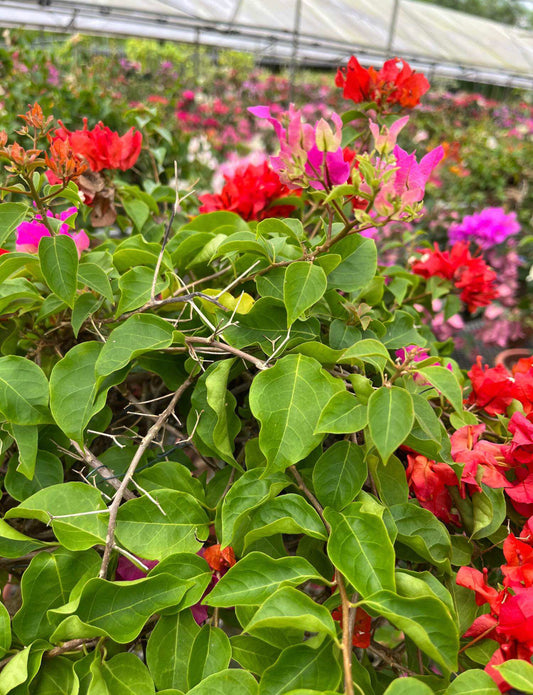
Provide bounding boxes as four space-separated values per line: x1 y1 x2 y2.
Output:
386 0 400 56
288 0 302 103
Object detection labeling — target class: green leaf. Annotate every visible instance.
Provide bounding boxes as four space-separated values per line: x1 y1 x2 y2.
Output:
283 262 327 326
115 490 210 560
395 569 454 616
116 266 168 316
122 198 150 231
5 482 107 550
221 297 319 355
219 469 288 547
71 292 102 337
95 313 174 380
76 574 192 643
361 591 458 673
0 519 47 557
38 234 79 308
445 669 500 694
259 640 342 695
187 670 258 695
206 552 326 607
327 235 377 292
313 441 367 510
244 494 326 549
383 678 435 694
390 503 451 569
9 423 38 479
492 659 533 692
188 359 241 467
13 547 100 644
146 610 200 691
249 354 344 472
30 655 79 695
0 356 50 425
338 338 391 372
464 639 499 665
0 202 27 246
472 485 506 539
416 366 463 413
314 391 368 434
50 341 105 442
0 603 10 659
382 311 425 349
5 450 62 501
89 652 155 695
245 586 336 638
0 640 48 695
231 635 282 676
149 553 212 610
187 626 231 689
136 460 205 502
367 387 414 464
325 503 396 597
78 262 113 302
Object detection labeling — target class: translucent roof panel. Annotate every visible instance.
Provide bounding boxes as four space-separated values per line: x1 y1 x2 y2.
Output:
0 0 531 88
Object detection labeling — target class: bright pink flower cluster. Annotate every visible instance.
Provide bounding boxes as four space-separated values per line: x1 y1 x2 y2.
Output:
16 207 89 256
248 105 350 190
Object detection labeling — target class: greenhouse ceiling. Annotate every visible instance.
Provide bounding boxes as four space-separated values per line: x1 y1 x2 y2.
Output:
1 0 532 89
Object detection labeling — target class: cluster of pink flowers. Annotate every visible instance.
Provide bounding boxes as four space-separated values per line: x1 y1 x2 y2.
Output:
448 207 520 249
16 208 89 256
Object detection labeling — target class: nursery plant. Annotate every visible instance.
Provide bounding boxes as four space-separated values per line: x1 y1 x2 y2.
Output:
0 58 531 695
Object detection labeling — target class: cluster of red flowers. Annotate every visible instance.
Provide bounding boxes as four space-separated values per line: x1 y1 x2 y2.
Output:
411 242 498 312
468 356 533 417
198 162 298 222
50 118 142 173
457 516 533 691
406 356 533 523
335 56 430 110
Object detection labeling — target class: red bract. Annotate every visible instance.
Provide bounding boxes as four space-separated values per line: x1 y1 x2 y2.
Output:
51 118 142 172
332 607 372 648
506 412 533 465
412 242 498 313
203 544 236 573
451 424 510 491
405 453 459 525
198 162 298 222
336 56 430 110
467 357 515 416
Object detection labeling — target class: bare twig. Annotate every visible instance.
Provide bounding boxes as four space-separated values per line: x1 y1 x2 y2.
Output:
151 161 180 301
98 375 195 578
186 336 266 371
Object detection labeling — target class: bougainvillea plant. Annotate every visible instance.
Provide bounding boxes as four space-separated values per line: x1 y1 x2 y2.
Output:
0 60 530 695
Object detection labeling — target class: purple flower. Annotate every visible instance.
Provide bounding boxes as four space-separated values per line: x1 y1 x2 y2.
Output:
448 207 520 249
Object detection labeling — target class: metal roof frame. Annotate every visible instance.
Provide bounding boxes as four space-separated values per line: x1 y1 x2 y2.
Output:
0 0 531 89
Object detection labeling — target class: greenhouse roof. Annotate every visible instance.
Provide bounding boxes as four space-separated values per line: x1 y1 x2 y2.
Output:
1 0 532 89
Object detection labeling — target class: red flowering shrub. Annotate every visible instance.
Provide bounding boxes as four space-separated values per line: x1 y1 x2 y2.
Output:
412 242 498 312
198 161 298 221
336 55 430 110
50 117 142 173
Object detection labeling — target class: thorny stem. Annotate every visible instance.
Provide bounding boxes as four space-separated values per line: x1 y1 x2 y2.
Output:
151 162 179 301
186 336 266 371
70 441 136 501
98 375 195 578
